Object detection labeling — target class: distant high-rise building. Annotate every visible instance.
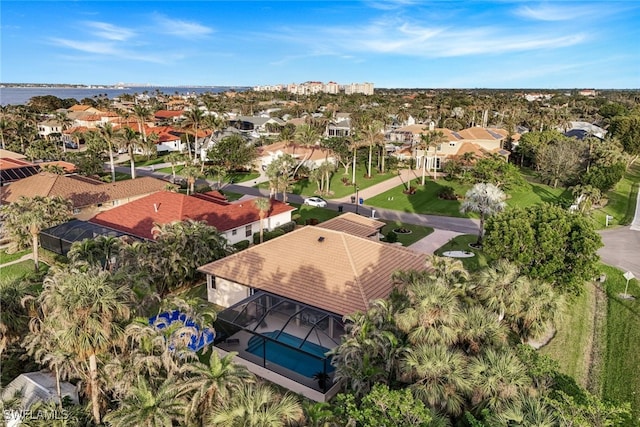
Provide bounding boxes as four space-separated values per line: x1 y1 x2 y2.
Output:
253 81 374 95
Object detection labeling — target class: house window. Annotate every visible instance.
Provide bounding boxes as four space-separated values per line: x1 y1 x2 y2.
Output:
245 225 252 237
208 275 216 290
232 229 237 236
112 200 119 206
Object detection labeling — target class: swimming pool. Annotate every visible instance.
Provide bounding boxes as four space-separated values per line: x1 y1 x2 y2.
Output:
246 330 334 378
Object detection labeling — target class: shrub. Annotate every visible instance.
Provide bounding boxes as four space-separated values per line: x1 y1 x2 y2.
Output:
403 186 416 195
305 218 320 225
438 186 458 200
277 221 297 233
341 177 351 186
291 213 302 224
385 231 398 243
232 240 250 251
253 228 285 244
194 183 212 193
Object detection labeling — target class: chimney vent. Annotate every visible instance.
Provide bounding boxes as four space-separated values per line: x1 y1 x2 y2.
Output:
153 203 159 213
318 236 325 242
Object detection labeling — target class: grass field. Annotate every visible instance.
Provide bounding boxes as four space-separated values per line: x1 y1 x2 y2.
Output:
379 220 433 246
257 164 397 199
289 203 341 224
433 234 489 272
366 176 571 217
0 249 29 265
0 260 46 281
539 283 597 388
600 264 640 420
591 163 640 229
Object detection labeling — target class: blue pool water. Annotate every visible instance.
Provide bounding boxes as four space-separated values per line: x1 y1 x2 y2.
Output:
149 310 215 352
246 331 334 378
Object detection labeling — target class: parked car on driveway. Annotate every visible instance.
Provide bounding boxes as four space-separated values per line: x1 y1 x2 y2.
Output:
303 197 327 207
64 141 78 149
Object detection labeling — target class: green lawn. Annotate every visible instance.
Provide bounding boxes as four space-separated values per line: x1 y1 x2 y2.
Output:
433 234 489 272
367 177 572 217
156 167 260 185
591 163 640 229
257 164 397 199
0 260 46 281
218 191 244 202
289 203 341 224
380 220 434 246
156 165 184 175
539 283 597 388
0 249 29 265
600 264 640 420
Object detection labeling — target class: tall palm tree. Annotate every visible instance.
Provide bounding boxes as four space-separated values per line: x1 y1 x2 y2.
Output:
132 104 151 144
360 120 384 178
253 198 271 244
419 129 447 184
460 182 507 246
38 268 134 424
0 278 35 357
103 376 185 427
165 151 185 180
118 127 141 179
179 351 254 425
0 116 13 150
474 259 522 322
0 195 72 271
183 107 206 161
54 112 73 153
97 122 120 182
208 383 303 427
182 163 200 195
291 124 320 178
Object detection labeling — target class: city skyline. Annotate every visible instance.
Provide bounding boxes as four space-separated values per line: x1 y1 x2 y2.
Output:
2 1 639 89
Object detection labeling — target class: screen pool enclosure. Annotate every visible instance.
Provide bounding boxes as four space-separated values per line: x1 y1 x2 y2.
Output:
149 310 215 352
214 291 345 392
40 219 136 256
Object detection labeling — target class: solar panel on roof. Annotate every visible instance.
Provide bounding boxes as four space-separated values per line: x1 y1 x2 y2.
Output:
487 129 503 139
451 132 462 139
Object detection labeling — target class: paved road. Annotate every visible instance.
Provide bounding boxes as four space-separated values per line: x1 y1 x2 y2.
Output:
118 165 480 235
599 227 640 279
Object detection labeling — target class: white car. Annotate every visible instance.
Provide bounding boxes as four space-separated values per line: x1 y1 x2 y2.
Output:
303 197 327 208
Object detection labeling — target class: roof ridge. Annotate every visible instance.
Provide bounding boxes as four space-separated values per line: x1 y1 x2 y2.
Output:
340 232 369 312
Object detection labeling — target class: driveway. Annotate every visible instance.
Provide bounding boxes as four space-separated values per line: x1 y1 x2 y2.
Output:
599 227 640 278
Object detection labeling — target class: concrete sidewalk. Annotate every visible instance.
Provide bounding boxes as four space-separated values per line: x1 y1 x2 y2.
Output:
333 168 423 204
409 230 464 254
0 252 33 268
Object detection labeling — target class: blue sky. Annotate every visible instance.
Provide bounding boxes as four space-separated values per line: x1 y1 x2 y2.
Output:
2 1 639 88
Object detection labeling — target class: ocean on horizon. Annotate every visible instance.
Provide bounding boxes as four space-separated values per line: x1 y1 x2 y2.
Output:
0 86 248 106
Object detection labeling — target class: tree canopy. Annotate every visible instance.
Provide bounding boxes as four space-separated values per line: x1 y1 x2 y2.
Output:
483 203 602 294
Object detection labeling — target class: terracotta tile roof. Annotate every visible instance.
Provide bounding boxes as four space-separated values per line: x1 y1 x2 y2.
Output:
317 212 385 238
198 226 429 316
0 157 34 171
38 161 77 173
89 192 295 240
155 110 185 118
67 105 92 112
0 172 167 208
393 125 460 141
456 127 507 140
0 149 27 160
259 141 329 162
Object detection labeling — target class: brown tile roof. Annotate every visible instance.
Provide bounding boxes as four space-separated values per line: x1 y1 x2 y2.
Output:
155 110 185 118
0 157 34 171
0 149 27 160
317 212 385 238
393 125 460 141
456 127 506 140
0 172 167 208
89 192 295 240
259 141 329 162
38 161 77 173
198 226 428 316
67 105 92 112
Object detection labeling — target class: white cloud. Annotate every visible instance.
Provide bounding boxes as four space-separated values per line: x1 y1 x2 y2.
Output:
152 14 213 38
513 3 614 21
84 21 136 41
49 37 174 64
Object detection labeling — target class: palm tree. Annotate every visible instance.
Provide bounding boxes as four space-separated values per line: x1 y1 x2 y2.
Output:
0 195 72 271
291 124 320 178
474 259 522 322
165 151 185 180
253 198 271 244
37 268 134 424
459 306 508 354
419 129 447 184
54 112 73 153
182 163 200 195
179 351 254 424
0 116 13 150
360 120 384 178
0 278 34 357
183 107 206 161
118 127 141 179
97 122 120 183
103 376 185 427
208 383 303 427
460 182 507 246
401 343 472 417
132 104 151 144
467 348 531 412
489 394 557 427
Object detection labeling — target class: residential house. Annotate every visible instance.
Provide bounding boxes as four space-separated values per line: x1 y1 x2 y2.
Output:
258 141 335 170
154 110 185 125
1 371 79 415
229 116 286 138
563 121 607 140
326 117 351 138
0 172 167 220
197 225 428 401
316 212 385 240
89 191 295 245
37 120 63 139
389 125 511 171
0 150 40 185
